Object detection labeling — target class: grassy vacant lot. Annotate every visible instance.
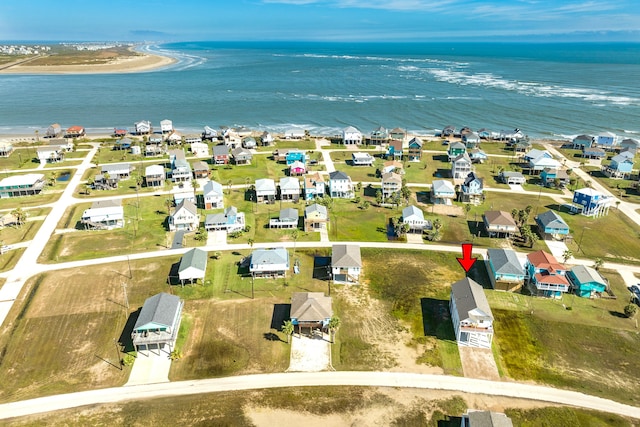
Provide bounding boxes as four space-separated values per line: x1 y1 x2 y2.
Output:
0 247 25 273
0 219 42 245
255 138 317 152
27 45 140 66
40 197 168 263
0 257 173 403
583 166 640 205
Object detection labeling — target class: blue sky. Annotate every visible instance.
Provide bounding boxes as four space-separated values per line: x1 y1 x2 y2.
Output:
1 0 639 42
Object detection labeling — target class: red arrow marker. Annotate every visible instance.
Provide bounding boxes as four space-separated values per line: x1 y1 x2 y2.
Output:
457 243 477 272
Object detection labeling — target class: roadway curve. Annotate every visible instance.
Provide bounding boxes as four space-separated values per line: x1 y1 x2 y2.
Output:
1 371 639 420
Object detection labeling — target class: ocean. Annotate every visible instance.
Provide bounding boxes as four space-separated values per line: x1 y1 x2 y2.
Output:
1 41 639 140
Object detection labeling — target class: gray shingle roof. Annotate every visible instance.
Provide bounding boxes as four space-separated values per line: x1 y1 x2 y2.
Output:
305 203 327 218
133 293 182 331
402 205 424 221
178 248 208 275
536 210 568 230
329 170 349 181
570 265 606 287
251 247 288 266
467 411 514 427
451 277 493 322
331 244 362 268
291 292 333 321
279 208 298 221
487 249 524 276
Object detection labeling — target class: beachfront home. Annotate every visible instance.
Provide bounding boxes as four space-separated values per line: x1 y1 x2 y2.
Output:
232 147 253 165
352 152 374 166
329 171 354 199
370 126 389 145
571 134 593 149
249 247 289 278
342 126 362 145
451 152 473 180
402 205 431 233
177 248 207 286
102 163 131 180
160 119 173 134
389 128 407 141
331 244 362 284
620 138 640 153
212 144 230 165
134 120 152 135
284 129 305 140
460 172 484 204
462 131 481 148
381 172 402 200
144 164 165 188
46 123 62 138
290 292 333 336
535 210 569 240
131 293 184 354
80 200 124 230
483 210 518 238
202 180 224 209
64 125 85 138
192 161 209 179
447 142 466 161
279 177 300 202
431 179 456 205
526 250 569 298
407 137 423 161
114 137 132 151
260 131 274 146
166 131 183 145
303 172 326 200
595 131 618 150
269 208 299 229
255 178 276 203
442 125 456 137
568 265 608 298
187 135 205 145
0 173 45 198
387 140 403 160
499 171 526 185
168 199 199 232
526 150 560 174
462 410 514 427
304 203 328 232
486 248 525 292
113 128 127 138
571 188 612 217
204 206 244 233
0 142 13 158
202 126 218 141
289 160 306 176
513 139 532 153
449 277 494 349
169 149 192 183
603 152 634 179
477 128 493 139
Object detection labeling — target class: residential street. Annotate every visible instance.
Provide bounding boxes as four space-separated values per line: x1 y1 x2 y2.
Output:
2 371 640 420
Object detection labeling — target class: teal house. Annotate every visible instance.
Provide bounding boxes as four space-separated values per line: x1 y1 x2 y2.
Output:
568 265 608 298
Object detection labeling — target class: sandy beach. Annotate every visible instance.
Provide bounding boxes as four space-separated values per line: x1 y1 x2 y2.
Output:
0 49 176 75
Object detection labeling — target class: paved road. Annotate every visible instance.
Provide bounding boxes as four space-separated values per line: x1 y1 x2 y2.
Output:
1 371 639 420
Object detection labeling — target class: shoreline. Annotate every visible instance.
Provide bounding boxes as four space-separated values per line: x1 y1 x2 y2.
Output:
0 45 177 75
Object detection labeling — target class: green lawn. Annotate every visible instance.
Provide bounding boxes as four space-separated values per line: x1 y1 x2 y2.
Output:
583 166 640 205
0 219 42 245
254 139 316 152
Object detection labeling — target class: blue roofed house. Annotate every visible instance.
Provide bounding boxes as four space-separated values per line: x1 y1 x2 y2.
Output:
204 206 245 233
131 292 184 354
535 210 569 240
468 148 488 164
460 172 484 204
568 265 608 298
486 248 525 292
603 152 634 179
571 187 612 217
595 131 618 150
286 149 307 165
449 277 494 349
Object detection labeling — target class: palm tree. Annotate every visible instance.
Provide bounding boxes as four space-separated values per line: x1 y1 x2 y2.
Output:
593 258 604 271
290 229 299 260
11 208 26 228
463 203 471 219
282 320 294 343
227 179 233 194
327 315 341 344
624 303 637 319
562 249 574 264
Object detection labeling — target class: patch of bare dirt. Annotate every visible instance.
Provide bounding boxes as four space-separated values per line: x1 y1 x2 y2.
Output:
458 346 500 380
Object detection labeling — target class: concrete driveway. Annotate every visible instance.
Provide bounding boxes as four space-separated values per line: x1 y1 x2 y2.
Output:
544 239 572 261
125 350 172 386
287 331 331 372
